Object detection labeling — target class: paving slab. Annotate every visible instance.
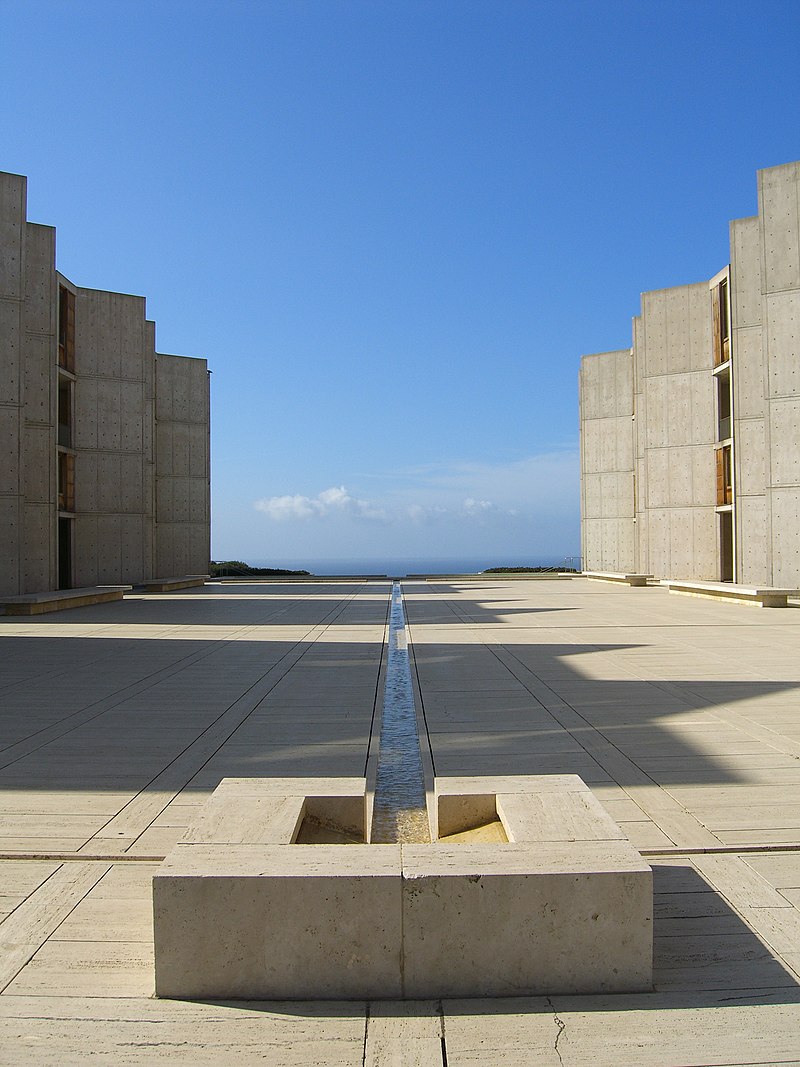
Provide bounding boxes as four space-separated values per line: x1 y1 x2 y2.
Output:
1 578 800 1062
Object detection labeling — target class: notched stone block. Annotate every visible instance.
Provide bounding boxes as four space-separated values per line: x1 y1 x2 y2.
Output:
153 774 653 999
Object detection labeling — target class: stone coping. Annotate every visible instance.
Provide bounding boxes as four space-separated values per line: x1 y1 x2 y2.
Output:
0 585 132 615
408 573 573 581
139 575 209 592
583 572 653 586
665 580 799 607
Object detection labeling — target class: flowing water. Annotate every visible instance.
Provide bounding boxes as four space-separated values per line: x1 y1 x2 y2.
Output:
370 582 431 843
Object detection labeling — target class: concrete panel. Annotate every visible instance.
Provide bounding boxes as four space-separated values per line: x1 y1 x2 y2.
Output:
22 335 51 425
583 518 601 570
75 451 98 512
0 299 22 405
73 378 98 450
0 405 20 495
172 477 189 521
0 172 25 300
22 224 55 336
171 424 190 476
617 514 636 572
667 374 692 446
119 514 145 583
646 450 669 508
189 478 207 523
119 381 144 451
97 454 122 513
692 507 717 580
190 521 210 573
667 447 693 507
96 380 121 450
687 284 712 372
731 216 762 329
581 421 601 474
668 508 694 579
642 291 667 379
97 515 122 582
188 422 209 477
120 453 144 512
73 513 99 587
689 370 715 444
759 161 800 294
584 473 601 518
155 523 173 577
765 290 800 397
737 496 768 586
0 496 21 595
768 398 800 486
664 286 692 372
156 477 174 523
733 326 765 419
144 321 156 398
22 502 51 593
690 445 716 508
154 357 174 421
770 488 800 586
22 425 51 503
736 418 767 496
155 422 172 476
644 377 668 449
647 510 669 578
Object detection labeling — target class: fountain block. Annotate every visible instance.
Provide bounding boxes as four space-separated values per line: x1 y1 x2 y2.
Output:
153 775 652 999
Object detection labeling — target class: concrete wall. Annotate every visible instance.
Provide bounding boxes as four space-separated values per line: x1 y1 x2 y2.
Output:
731 215 767 585
634 284 717 580
580 161 800 588
0 173 58 596
579 350 635 571
0 173 26 596
757 162 800 587
155 354 210 577
0 169 210 597
72 287 156 587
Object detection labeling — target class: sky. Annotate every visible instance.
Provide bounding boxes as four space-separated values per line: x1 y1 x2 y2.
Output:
3 0 800 567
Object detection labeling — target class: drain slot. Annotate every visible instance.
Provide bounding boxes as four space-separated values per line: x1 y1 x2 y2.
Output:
371 582 430 843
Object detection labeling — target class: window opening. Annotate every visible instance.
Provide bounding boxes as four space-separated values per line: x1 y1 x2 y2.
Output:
58 286 75 372
58 451 75 512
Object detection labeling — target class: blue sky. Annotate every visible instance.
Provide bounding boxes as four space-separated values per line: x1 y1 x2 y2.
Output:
4 0 800 566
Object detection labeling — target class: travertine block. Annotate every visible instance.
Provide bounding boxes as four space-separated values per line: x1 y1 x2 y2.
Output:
153 843 402 999
153 774 653 999
401 842 652 997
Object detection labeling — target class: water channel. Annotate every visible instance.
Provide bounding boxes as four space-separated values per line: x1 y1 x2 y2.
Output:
370 582 431 843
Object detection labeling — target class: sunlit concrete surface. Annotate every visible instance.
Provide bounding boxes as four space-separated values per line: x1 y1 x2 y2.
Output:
2 577 800 1064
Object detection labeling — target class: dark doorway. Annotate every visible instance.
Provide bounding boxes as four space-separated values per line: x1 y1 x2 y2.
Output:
58 518 73 590
719 511 733 582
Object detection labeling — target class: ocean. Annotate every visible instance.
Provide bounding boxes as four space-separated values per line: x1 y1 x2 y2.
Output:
247 555 580 577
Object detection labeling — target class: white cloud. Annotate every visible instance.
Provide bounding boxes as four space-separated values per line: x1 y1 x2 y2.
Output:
252 449 579 544
255 485 386 522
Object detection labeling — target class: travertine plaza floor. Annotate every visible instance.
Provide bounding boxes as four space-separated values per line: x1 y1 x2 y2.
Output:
1 577 800 1065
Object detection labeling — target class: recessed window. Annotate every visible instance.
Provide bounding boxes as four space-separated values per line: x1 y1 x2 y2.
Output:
58 451 75 512
58 286 75 372
715 445 732 506
712 278 730 367
58 377 72 447
717 369 731 441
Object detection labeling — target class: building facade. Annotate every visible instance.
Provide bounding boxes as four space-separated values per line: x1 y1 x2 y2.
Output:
580 160 800 587
0 171 210 597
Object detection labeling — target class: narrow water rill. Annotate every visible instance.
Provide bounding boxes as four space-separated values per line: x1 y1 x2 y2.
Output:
370 582 431 843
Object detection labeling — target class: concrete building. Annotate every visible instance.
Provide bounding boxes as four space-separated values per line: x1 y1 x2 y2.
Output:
0 171 210 597
580 160 800 586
